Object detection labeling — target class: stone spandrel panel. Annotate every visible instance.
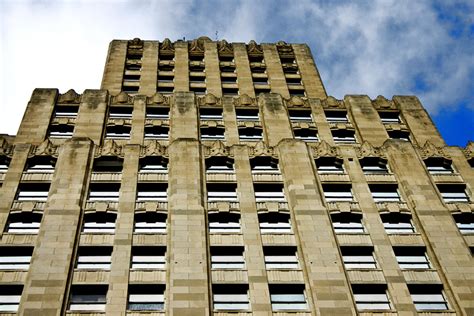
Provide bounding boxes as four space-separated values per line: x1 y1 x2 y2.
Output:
18 138 94 315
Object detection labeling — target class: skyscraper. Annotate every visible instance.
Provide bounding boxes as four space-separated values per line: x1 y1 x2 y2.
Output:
0 36 473 315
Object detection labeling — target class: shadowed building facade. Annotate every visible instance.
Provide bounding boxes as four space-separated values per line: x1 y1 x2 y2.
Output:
0 37 473 316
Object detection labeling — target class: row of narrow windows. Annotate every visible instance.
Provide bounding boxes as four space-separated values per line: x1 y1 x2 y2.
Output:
4 211 473 236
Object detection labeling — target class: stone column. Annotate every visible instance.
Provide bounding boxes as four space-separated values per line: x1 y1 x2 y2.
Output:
101 40 128 94
173 42 190 92
234 43 255 97
204 42 222 97
293 44 327 99
262 44 290 99
139 41 159 96
74 90 108 144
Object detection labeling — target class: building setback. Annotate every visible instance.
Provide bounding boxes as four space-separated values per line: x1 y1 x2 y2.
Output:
0 36 473 316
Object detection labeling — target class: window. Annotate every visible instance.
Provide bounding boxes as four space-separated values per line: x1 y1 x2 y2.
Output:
325 110 348 123
131 246 166 269
369 184 401 202
293 128 318 142
0 285 22 312
264 246 299 269
332 129 356 143
136 183 168 201
452 213 474 234
0 247 33 270
352 284 391 310
212 284 249 311
252 76 269 85
469 158 474 168
388 130 410 141
82 212 117 233
88 183 120 201
254 183 286 202
221 75 237 83
315 157 344 174
16 183 51 201
360 157 389 174
105 125 131 139
254 86 271 95
139 156 168 173
122 85 139 94
54 104 79 118
134 212 167 233
222 87 239 96
200 108 223 121
189 74 206 84
289 89 306 97
128 284 165 311
288 109 312 122
381 213 415 234
49 124 74 138
123 74 140 82
146 107 169 120
68 285 108 312
200 126 225 141
238 127 263 141
341 247 376 269
207 183 238 202
322 184 353 202
424 157 454 174
280 56 296 64
24 156 56 173
206 156 234 173
393 247 430 269
250 156 279 173
211 246 245 269
208 212 240 233
190 86 207 96
379 111 400 124
235 108 259 121
258 212 292 234
109 106 133 119
157 74 174 84
409 284 449 311
219 55 234 62
159 52 174 60
331 212 364 234
93 156 123 173
144 126 169 140
249 54 264 63
286 77 303 86
269 284 307 311
76 247 112 270
437 184 470 202
0 156 10 173
5 212 42 234
220 65 236 73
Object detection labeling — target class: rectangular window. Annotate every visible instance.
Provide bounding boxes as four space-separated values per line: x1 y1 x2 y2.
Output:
360 157 389 174
139 157 168 174
6 212 42 234
200 126 225 141
369 184 401 202
207 183 238 202
105 125 131 139
144 126 169 140
425 157 454 174
325 110 348 123
352 284 391 310
16 183 51 202
109 106 133 119
136 183 168 202
409 285 448 311
206 157 234 173
264 246 299 269
0 285 22 312
258 212 292 234
322 184 353 202
388 130 410 141
200 108 223 121
49 124 74 138
250 156 279 173
213 284 249 311
288 109 312 122
0 157 9 173
379 111 400 124
238 127 263 141
128 284 165 311
134 212 167 234
394 247 430 270
0 247 32 270
76 247 112 270
54 104 79 118
88 183 121 202
208 212 240 233
342 247 376 269
381 213 415 234
254 183 286 202
235 108 259 121
82 212 116 234
332 129 356 143
315 157 344 174
146 107 169 120
211 246 245 269
131 246 166 269
437 184 470 202
294 128 318 142
453 213 474 234
69 285 107 312
270 284 307 311
331 213 364 234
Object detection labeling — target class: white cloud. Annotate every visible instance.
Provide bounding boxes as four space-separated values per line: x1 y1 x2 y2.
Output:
1 0 472 136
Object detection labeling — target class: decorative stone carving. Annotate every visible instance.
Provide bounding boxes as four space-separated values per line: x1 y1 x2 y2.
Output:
378 202 410 213
58 89 81 104
312 140 338 158
250 141 274 157
322 96 344 109
33 138 59 157
197 93 221 107
372 95 396 110
141 140 167 157
189 36 211 54
464 142 474 159
147 92 168 105
286 96 306 107
128 38 144 48
95 140 123 157
419 140 447 159
113 91 132 104
247 40 263 55
204 140 231 157
276 41 293 56
234 94 256 107
358 141 385 158
218 40 234 55
160 38 174 52
0 137 13 156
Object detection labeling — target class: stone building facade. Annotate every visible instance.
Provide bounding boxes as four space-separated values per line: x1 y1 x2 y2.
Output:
0 37 473 316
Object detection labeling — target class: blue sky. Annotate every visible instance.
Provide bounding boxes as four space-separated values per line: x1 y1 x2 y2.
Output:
0 0 472 146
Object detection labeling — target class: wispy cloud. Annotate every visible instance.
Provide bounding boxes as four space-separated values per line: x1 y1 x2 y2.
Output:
1 0 472 140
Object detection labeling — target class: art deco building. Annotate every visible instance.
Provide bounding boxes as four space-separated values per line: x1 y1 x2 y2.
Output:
0 37 473 316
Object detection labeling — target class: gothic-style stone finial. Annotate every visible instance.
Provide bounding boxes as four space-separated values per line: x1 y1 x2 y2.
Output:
358 141 384 158
34 138 58 157
314 140 338 158
160 38 174 51
218 40 233 55
59 89 81 103
247 40 263 55
251 141 274 157
143 140 166 157
97 140 123 157
420 140 446 158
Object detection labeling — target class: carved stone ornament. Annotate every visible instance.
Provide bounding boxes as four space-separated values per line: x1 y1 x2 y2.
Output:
312 140 338 158
322 96 344 109
218 40 234 55
276 41 293 56
0 137 13 156
419 140 447 159
372 95 396 110
58 89 81 104
250 141 275 157
147 92 169 105
234 94 256 107
247 40 263 55
286 96 306 107
160 38 174 52
464 142 474 159
197 93 221 107
128 37 144 49
141 140 167 157
96 140 123 157
189 36 211 54
113 91 132 104
204 140 230 157
33 138 59 157
357 141 386 158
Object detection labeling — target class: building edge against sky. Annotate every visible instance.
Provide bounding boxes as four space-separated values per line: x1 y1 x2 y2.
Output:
0 36 472 315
